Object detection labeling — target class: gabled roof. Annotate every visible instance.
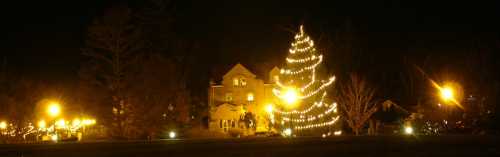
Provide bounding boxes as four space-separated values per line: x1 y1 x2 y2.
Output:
223 63 256 79
270 66 280 73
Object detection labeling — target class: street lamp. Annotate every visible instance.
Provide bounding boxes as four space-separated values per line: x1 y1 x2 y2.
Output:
55 119 66 128
0 121 7 129
47 102 61 117
404 126 414 135
440 86 454 102
38 120 46 129
283 88 299 106
72 118 81 127
169 131 176 139
431 80 464 109
265 104 274 113
283 128 292 137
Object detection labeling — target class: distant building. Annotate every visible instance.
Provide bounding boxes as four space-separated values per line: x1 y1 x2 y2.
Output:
208 63 280 135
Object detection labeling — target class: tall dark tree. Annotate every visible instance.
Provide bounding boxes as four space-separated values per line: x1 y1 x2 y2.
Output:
81 5 145 138
81 2 197 139
136 0 207 127
127 54 191 138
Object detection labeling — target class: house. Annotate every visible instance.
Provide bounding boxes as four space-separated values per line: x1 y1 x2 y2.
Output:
208 63 280 135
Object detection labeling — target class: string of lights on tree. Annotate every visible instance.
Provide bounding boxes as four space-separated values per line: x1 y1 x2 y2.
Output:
270 25 340 133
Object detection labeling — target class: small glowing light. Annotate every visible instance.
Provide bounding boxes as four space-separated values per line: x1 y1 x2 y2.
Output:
441 87 453 101
334 130 342 136
169 131 176 139
0 121 7 129
82 119 90 125
55 119 66 128
51 134 58 141
283 88 299 105
283 128 292 137
82 119 96 126
437 103 442 107
404 126 413 135
265 104 274 113
247 93 254 101
47 102 61 117
38 120 46 129
72 119 81 127
322 134 326 138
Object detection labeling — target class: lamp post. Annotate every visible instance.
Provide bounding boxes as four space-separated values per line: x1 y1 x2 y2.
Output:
282 88 300 135
440 86 454 103
283 88 299 107
47 102 61 118
432 81 463 110
46 101 61 141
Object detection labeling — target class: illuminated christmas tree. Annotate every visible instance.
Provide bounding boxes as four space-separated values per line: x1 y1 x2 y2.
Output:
270 25 339 135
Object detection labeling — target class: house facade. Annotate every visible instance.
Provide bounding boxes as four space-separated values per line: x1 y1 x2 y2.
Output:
208 63 280 135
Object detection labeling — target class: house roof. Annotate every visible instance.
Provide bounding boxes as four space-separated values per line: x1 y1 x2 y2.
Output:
210 63 279 84
223 63 256 79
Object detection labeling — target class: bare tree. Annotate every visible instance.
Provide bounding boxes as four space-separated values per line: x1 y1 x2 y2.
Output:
338 74 378 135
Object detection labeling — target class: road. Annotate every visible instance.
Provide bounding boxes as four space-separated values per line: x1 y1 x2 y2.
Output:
0 136 499 157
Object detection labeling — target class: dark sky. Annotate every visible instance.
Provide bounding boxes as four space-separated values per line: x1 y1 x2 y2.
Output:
3 0 500 90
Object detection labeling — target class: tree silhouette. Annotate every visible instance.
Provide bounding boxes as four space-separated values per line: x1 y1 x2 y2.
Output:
338 74 378 135
82 5 145 138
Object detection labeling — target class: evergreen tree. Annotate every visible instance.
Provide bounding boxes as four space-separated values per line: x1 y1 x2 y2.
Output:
271 25 339 135
81 5 144 139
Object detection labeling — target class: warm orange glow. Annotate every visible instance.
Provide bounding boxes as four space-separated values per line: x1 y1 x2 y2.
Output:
247 93 254 101
82 118 96 126
440 87 453 101
72 118 81 127
38 120 46 129
265 104 274 113
430 80 463 109
47 102 61 117
283 88 299 105
0 121 7 129
404 126 414 135
55 119 66 128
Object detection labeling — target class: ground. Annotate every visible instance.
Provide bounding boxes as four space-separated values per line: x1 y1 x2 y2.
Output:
0 136 499 157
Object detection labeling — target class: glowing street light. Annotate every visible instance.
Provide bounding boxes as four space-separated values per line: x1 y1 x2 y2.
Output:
334 130 342 136
55 119 66 128
51 134 58 141
404 126 414 135
265 104 274 113
283 128 292 137
431 80 464 109
38 120 46 129
440 86 454 101
283 88 299 105
0 121 7 129
72 118 81 127
169 131 176 139
47 102 61 117
82 118 96 126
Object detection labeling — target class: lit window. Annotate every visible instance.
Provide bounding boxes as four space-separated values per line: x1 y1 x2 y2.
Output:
233 78 239 86
247 93 254 101
233 77 247 87
240 78 247 86
225 93 233 102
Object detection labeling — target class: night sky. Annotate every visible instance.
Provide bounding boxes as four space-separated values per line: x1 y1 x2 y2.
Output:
3 1 500 96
